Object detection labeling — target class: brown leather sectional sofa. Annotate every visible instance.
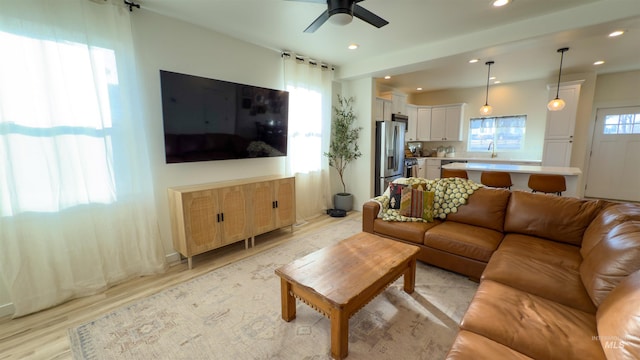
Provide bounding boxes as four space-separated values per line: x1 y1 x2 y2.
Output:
362 188 640 359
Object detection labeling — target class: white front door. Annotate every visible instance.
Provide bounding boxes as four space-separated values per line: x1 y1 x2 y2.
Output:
585 107 640 201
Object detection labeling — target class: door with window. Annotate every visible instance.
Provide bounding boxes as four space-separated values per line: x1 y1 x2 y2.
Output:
585 107 640 201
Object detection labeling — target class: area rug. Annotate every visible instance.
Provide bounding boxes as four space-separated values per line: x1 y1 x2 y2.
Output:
69 217 478 360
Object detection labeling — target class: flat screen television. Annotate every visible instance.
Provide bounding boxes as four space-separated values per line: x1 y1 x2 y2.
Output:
159 70 289 163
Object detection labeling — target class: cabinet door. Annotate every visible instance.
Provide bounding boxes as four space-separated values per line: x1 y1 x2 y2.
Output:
445 106 462 141
545 85 580 139
374 98 384 121
417 107 432 140
183 190 222 255
382 100 393 121
430 107 446 140
274 177 296 228
218 185 251 245
417 159 427 178
406 105 418 141
392 93 407 115
542 139 572 167
251 181 276 235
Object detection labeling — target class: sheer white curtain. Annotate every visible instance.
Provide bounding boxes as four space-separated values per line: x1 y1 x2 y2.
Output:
0 0 166 317
283 53 333 221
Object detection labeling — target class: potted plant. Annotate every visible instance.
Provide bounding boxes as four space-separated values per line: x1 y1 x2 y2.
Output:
324 95 362 212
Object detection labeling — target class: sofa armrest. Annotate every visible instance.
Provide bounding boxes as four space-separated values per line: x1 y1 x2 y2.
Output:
363 201 380 233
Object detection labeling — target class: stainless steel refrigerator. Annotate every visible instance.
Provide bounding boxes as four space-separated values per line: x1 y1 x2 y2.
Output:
375 120 406 196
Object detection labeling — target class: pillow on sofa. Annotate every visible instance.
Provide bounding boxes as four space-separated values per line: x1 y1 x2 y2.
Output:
389 183 405 209
399 186 435 222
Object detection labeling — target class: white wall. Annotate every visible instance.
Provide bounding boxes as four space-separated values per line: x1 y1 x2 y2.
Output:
131 10 287 262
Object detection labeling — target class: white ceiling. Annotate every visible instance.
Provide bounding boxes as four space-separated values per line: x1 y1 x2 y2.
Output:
140 0 640 93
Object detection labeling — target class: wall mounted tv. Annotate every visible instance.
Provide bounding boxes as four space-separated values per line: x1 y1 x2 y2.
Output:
160 70 289 163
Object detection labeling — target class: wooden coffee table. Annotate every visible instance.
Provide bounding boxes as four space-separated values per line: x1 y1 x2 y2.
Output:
275 232 420 359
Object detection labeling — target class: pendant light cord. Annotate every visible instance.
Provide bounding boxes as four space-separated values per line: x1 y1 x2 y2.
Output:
484 61 494 106
554 48 569 99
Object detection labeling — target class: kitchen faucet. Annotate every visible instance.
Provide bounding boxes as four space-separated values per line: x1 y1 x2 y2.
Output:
488 141 497 158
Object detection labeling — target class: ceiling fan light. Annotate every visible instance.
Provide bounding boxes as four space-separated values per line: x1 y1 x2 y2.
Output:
547 98 566 111
480 104 493 116
330 13 353 25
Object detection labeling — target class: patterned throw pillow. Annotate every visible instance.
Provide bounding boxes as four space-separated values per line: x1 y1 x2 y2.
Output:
399 186 414 217
398 185 435 222
388 183 405 209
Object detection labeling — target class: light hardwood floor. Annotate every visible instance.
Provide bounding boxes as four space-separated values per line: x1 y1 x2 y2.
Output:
0 212 361 360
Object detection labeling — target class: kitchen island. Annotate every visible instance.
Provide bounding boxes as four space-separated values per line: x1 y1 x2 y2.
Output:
441 162 583 197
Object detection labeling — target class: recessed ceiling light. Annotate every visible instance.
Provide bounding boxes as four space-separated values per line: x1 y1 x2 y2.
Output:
609 30 624 37
493 80 501 84
489 76 496 80
348 43 359 50
492 0 511 7
593 60 605 66
416 87 423 91
384 75 391 79
469 59 479 63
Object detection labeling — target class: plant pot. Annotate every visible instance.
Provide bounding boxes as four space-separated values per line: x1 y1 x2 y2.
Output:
333 193 353 212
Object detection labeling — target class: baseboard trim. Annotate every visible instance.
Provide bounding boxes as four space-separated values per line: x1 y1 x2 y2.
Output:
166 252 182 266
0 301 15 318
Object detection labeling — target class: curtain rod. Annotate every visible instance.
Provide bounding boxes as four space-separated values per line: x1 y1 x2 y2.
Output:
124 0 140 11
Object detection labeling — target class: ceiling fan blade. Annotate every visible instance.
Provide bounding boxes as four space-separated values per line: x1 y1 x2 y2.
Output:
304 11 330 33
353 4 388 28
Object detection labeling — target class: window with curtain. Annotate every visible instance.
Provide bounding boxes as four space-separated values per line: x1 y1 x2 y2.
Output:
0 31 118 215
0 0 166 317
282 53 333 220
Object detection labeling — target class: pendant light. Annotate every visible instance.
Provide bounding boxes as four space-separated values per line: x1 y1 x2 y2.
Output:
480 61 494 116
548 47 569 111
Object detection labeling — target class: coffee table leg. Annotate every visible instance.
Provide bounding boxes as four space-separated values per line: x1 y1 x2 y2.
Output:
280 278 296 321
403 257 417 294
330 308 348 359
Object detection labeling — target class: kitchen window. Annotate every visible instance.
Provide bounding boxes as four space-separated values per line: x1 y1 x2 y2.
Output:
467 115 526 152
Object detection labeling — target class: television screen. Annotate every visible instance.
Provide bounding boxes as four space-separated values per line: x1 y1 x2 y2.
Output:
159 70 289 163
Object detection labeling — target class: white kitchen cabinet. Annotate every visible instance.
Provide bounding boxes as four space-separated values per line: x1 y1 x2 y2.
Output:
416 107 432 141
542 139 573 167
426 159 441 179
542 81 582 166
416 158 427 178
392 93 407 115
406 105 418 141
430 104 465 141
375 97 393 121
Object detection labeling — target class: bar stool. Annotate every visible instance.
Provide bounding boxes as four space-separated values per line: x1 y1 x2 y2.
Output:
528 174 566 196
481 171 512 189
442 169 468 179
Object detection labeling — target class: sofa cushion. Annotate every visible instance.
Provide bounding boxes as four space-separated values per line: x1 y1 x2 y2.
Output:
482 250 596 313
372 218 440 245
460 280 606 360
581 202 640 258
446 330 534 360
497 234 583 269
580 220 640 307
504 191 603 246
424 221 503 262
596 270 640 360
446 187 511 232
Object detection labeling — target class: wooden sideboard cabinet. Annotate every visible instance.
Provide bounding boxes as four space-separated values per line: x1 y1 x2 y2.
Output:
168 175 296 269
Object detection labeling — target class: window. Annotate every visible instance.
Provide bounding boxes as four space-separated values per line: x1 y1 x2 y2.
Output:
467 115 526 152
0 31 118 216
603 113 640 134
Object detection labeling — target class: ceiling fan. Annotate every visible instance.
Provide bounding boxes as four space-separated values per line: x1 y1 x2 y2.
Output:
290 0 389 33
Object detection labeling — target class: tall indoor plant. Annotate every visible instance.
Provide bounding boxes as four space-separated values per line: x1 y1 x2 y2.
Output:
324 95 362 212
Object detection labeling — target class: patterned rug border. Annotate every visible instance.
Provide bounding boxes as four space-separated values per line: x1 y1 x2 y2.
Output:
68 217 477 360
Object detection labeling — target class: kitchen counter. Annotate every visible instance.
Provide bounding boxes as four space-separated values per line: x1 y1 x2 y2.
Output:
442 162 583 197
410 156 542 164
